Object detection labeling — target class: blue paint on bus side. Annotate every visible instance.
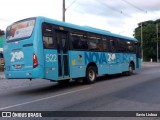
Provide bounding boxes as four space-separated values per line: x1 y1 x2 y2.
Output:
137 58 142 69
69 51 137 78
84 52 136 65
69 51 86 78
44 49 58 80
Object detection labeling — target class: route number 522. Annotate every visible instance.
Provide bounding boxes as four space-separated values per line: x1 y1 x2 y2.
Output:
46 54 57 62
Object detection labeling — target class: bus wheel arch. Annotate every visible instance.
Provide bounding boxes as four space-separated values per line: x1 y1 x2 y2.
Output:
130 61 135 70
84 62 98 84
123 61 135 76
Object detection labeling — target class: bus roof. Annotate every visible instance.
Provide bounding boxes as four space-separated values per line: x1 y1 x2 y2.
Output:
39 16 137 41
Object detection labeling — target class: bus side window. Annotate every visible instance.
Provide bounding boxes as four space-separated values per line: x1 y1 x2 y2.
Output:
71 32 88 50
88 34 102 51
126 41 135 53
102 37 110 52
118 39 127 53
42 23 55 49
109 38 117 52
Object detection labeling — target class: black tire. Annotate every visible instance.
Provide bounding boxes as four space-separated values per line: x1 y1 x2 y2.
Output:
128 64 134 75
123 64 133 76
84 66 97 84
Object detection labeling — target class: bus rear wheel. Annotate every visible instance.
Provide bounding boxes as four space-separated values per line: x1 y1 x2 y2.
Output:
84 66 97 84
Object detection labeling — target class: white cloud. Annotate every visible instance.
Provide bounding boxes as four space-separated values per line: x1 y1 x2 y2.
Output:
0 0 63 30
0 0 160 37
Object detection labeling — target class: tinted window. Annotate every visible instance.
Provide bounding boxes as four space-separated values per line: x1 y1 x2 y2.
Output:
109 37 118 52
126 41 135 53
71 31 88 50
88 34 102 51
118 39 127 52
42 23 55 49
102 37 110 51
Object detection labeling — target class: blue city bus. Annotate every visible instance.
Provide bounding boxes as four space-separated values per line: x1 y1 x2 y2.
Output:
3 16 141 84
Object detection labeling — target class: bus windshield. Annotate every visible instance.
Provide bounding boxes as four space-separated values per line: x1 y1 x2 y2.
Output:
6 18 36 41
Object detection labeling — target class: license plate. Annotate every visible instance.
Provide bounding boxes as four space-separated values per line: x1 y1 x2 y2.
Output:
15 65 22 69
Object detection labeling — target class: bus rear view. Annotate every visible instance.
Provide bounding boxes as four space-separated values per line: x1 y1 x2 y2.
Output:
4 17 43 79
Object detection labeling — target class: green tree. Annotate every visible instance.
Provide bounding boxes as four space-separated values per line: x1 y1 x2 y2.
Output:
134 20 160 61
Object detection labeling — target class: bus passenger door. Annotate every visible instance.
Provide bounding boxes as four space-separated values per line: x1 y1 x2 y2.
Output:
43 23 58 80
55 30 69 79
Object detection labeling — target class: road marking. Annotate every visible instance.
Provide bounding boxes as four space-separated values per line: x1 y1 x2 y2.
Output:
0 87 91 110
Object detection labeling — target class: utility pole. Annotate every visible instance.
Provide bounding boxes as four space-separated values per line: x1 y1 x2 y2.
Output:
141 22 143 62
62 0 66 22
157 23 159 62
62 0 77 22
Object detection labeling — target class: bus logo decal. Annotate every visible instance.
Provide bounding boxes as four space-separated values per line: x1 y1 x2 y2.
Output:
11 51 24 62
72 59 76 66
78 55 83 63
108 53 116 61
85 52 108 64
85 52 118 64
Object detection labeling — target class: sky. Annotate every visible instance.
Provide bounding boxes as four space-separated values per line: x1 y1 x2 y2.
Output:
0 0 160 37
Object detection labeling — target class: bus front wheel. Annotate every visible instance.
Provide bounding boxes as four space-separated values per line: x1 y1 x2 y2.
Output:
128 64 134 75
124 63 134 76
84 66 97 84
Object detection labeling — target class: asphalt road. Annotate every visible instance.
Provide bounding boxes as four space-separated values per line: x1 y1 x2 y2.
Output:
0 63 160 120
